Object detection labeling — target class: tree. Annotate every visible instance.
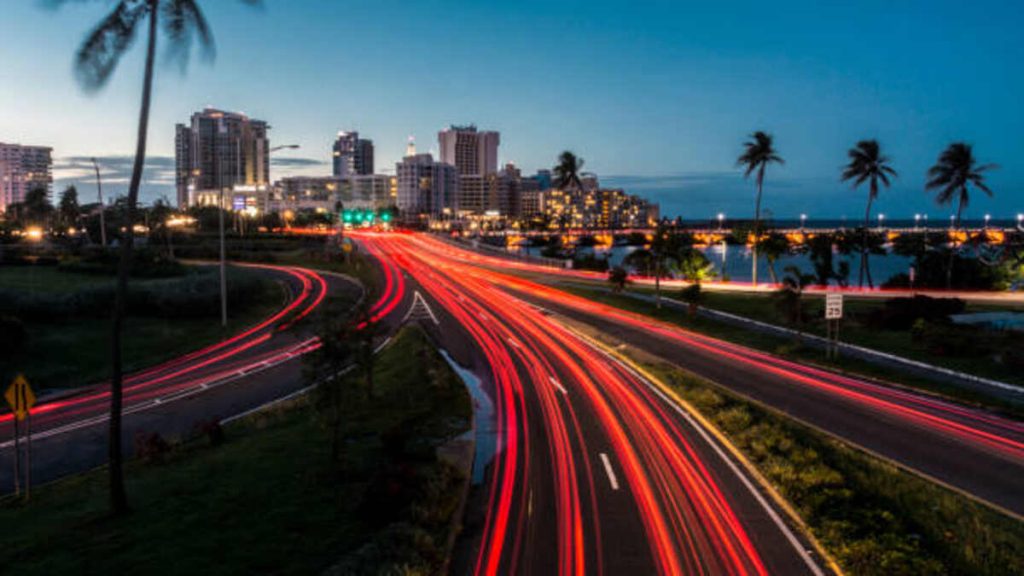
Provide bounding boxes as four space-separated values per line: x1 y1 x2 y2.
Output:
841 140 897 288
649 224 686 309
737 131 783 286
675 246 715 285
553 150 585 192
775 265 815 326
608 266 629 293
22 187 54 227
58 185 81 231
56 0 262 516
758 231 791 284
925 142 997 288
148 196 175 258
306 299 359 464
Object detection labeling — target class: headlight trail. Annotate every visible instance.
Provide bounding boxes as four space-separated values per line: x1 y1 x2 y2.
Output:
356 232 812 575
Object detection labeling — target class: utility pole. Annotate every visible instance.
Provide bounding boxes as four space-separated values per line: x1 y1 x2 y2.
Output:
92 158 107 247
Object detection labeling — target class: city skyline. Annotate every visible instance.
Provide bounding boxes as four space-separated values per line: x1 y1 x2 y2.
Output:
2 0 1022 218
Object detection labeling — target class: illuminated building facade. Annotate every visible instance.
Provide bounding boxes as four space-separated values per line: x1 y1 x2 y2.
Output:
439 125 500 176
332 131 374 177
175 108 271 209
0 143 52 212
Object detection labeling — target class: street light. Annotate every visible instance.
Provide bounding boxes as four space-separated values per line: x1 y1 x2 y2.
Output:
877 213 885 230
800 213 807 230
1017 213 1023 232
914 214 921 230
984 214 991 229
950 214 956 230
217 143 301 328
717 213 724 231
91 158 107 247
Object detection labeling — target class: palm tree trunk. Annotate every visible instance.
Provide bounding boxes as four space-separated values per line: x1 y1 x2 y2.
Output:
752 169 763 286
947 193 965 289
767 259 778 284
860 195 873 288
109 1 158 516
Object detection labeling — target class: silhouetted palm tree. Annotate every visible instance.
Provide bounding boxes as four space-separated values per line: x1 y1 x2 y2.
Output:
737 131 783 286
926 143 996 228
841 140 897 288
926 143 997 288
553 151 585 192
55 0 261 515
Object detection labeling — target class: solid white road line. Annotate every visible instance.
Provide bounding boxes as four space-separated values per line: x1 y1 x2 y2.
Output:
600 452 620 491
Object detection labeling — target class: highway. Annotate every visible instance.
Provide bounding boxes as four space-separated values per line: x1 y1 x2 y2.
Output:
397 233 1024 520
0 262 372 490
357 232 827 576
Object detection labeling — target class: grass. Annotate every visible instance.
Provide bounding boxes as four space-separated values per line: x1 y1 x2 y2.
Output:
0 265 284 391
0 324 472 576
620 346 1024 576
557 284 1024 418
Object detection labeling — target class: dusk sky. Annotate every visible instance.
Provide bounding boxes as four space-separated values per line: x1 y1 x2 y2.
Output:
2 0 1022 220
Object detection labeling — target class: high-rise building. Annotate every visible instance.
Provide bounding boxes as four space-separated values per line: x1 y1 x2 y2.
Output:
396 152 457 219
0 143 53 213
332 131 374 177
175 108 271 209
438 125 500 176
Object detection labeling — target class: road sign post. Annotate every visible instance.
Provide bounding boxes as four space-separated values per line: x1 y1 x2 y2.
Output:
5 374 36 499
824 294 844 359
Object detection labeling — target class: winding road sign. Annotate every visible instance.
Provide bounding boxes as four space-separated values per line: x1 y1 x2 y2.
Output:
5 374 36 421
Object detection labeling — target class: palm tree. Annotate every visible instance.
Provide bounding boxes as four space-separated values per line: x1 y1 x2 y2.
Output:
925 143 997 288
56 0 261 515
841 140 897 288
553 151 585 192
737 131 784 286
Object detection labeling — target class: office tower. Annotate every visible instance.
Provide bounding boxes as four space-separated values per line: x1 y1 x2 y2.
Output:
396 152 457 219
175 108 270 208
438 125 500 176
332 131 374 177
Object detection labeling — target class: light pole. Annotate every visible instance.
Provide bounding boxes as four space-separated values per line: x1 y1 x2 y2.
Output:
914 214 921 231
950 214 956 230
984 214 991 229
800 213 807 231
1017 214 1023 232
877 213 885 231
923 214 928 229
717 213 724 231
217 143 300 328
91 158 107 247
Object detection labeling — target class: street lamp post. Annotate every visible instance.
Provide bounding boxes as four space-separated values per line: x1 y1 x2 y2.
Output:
216 143 300 328
877 213 885 230
984 214 991 229
914 214 921 231
1017 214 1023 232
800 213 807 231
717 213 724 231
91 158 107 247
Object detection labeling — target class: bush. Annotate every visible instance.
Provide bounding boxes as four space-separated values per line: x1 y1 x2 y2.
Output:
193 419 225 446
864 296 965 330
134 431 171 463
0 315 27 351
58 246 185 278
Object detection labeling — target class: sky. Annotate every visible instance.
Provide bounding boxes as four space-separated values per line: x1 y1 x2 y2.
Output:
1 0 1022 221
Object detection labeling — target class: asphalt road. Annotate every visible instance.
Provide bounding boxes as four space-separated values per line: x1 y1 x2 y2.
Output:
409 234 1024 519
357 232 827 576
0 262 364 492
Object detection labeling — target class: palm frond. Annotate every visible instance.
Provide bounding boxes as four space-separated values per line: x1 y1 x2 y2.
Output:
74 1 149 92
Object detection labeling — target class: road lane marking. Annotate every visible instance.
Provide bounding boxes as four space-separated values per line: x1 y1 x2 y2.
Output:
507 337 521 349
599 452 620 491
549 376 568 395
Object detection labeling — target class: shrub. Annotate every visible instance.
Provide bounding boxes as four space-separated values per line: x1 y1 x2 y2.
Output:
193 419 225 446
133 431 171 463
864 296 965 330
0 315 27 351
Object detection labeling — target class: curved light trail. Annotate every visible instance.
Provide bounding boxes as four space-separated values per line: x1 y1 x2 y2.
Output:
356 232 820 575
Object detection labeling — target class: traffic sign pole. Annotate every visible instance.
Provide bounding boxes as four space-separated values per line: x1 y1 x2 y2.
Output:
12 417 20 497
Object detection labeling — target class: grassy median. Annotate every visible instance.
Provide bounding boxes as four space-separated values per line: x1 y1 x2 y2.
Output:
0 265 284 391
0 325 472 575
